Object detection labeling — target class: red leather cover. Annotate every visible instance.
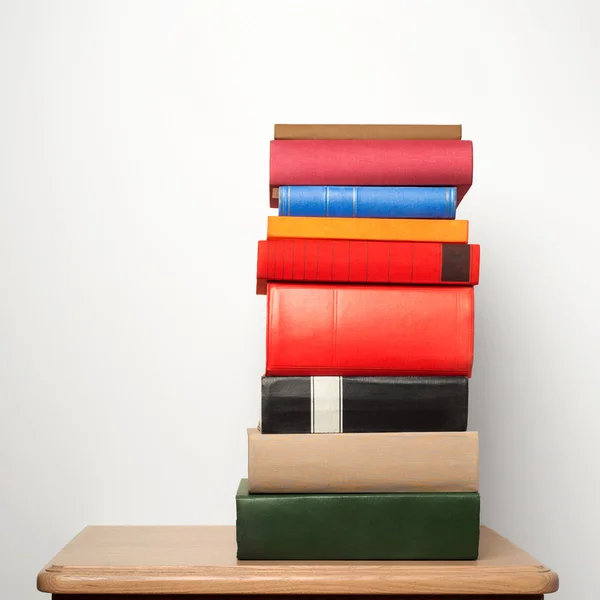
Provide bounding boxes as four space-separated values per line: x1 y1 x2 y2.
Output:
269 140 473 207
266 283 474 377
257 239 480 293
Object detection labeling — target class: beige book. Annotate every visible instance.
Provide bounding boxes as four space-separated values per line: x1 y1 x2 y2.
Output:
247 428 478 493
274 123 462 140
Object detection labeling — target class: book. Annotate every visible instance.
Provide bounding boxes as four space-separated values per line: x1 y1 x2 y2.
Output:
269 139 473 207
256 239 480 293
260 376 469 433
274 123 462 140
267 216 468 243
247 428 478 493
266 283 474 377
236 479 480 560
278 186 457 219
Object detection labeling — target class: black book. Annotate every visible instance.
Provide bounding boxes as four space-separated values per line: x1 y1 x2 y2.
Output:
261 376 468 434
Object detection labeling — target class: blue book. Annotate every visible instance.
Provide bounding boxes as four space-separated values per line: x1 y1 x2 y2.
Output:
278 186 457 219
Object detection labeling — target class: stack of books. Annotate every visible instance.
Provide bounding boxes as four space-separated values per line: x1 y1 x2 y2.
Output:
236 124 480 560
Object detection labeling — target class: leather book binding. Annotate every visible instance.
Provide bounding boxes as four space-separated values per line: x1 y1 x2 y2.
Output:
269 139 473 207
236 478 480 560
260 376 468 433
274 124 462 140
247 428 478 493
278 186 457 219
267 216 468 243
256 239 480 293
266 283 474 377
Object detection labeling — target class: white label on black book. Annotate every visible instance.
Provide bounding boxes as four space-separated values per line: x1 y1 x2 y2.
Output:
311 376 341 433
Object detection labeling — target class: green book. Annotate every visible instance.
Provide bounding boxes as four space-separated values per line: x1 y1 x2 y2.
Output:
236 479 480 560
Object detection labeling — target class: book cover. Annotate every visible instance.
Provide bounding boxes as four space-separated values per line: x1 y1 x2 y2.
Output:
269 139 473 207
261 376 468 433
274 123 462 140
278 186 457 219
236 479 480 560
266 283 474 377
256 239 480 293
247 428 478 493
267 216 468 243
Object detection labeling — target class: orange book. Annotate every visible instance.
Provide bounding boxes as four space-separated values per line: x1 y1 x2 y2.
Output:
267 216 468 243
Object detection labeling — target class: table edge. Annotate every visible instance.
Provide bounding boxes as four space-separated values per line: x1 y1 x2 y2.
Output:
37 563 559 595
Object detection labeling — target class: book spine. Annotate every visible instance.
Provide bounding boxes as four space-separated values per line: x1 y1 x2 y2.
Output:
236 479 480 560
256 240 480 290
277 186 457 219
267 216 469 243
261 376 468 434
273 124 463 140
247 428 478 493
266 283 474 377
269 140 473 205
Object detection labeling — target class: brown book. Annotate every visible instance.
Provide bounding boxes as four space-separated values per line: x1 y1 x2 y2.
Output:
247 428 478 493
274 123 462 140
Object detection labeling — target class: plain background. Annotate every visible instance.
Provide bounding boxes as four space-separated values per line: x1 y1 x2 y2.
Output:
1 0 599 597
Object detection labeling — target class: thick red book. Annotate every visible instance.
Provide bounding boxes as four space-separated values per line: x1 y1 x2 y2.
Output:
269 140 473 207
256 239 480 293
266 283 474 377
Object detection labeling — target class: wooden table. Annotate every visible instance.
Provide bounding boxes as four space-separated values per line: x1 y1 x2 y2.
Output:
37 525 558 599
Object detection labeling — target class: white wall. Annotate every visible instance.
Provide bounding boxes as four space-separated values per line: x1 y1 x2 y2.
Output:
1 1 598 597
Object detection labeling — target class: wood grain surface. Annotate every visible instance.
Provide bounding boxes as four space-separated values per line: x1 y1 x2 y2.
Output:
38 526 558 595
52 594 544 600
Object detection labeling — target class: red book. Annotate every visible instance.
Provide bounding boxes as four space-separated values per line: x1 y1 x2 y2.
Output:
269 140 473 207
266 283 474 377
256 239 480 293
